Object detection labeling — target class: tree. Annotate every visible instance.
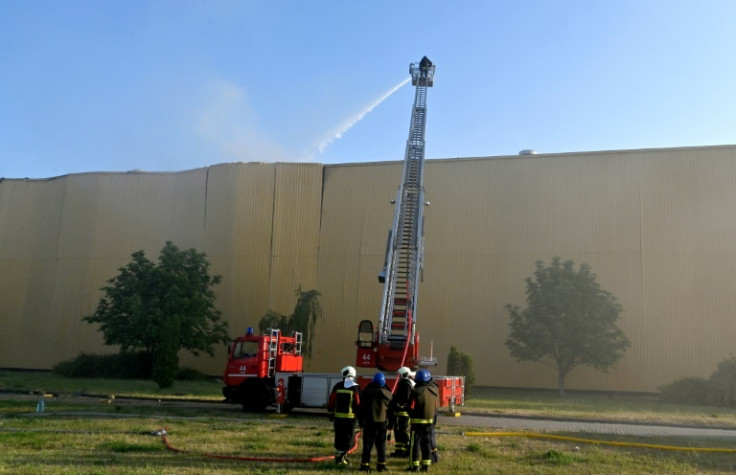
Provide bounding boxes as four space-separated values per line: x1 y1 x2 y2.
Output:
83 241 230 388
258 287 322 358
505 257 630 396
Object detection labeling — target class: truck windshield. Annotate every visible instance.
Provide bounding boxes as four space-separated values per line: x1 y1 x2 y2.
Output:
232 341 259 359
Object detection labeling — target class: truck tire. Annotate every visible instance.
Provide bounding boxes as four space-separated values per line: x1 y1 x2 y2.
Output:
240 379 274 412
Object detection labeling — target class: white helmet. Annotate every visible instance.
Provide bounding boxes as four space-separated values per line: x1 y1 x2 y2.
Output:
398 366 415 380
341 366 357 379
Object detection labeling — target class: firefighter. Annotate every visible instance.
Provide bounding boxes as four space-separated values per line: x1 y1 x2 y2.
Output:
407 369 438 472
328 365 361 465
359 372 392 472
389 366 415 457
419 56 433 71
428 375 440 464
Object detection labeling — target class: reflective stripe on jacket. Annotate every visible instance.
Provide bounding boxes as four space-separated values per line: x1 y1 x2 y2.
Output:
334 388 357 418
328 380 360 419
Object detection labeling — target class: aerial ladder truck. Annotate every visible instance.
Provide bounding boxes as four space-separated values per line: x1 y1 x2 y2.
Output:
355 57 464 407
355 56 433 372
222 57 463 412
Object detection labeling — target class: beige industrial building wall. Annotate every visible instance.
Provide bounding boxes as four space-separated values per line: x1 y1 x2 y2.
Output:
0 162 322 372
3 146 736 392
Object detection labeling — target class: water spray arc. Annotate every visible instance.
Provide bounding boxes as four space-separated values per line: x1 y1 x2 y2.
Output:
315 77 411 157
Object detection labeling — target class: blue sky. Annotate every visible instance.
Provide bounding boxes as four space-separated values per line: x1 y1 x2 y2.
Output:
2 1 736 178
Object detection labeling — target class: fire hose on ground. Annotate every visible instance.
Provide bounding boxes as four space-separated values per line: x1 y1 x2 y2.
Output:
464 431 736 453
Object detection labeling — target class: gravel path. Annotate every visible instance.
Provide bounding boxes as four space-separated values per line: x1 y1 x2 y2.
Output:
440 413 736 439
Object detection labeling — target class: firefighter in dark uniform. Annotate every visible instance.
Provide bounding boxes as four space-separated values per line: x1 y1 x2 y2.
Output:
428 376 440 464
419 56 432 71
407 369 438 472
359 372 393 472
389 366 415 457
328 365 361 465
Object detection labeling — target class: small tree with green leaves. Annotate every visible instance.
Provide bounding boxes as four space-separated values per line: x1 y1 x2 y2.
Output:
447 346 475 395
83 241 229 388
258 287 322 358
505 257 630 396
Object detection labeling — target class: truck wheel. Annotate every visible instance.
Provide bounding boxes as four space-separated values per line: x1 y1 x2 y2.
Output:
240 379 274 412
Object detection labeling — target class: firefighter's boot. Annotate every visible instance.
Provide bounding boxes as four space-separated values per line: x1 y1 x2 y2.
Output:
359 462 371 472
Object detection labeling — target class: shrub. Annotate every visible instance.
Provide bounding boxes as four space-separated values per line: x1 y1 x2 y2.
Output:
659 377 710 405
176 367 209 381
709 356 736 407
447 346 475 395
52 352 152 379
543 449 573 465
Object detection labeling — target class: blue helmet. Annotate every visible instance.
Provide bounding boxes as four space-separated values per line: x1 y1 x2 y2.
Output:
372 372 386 387
415 369 431 383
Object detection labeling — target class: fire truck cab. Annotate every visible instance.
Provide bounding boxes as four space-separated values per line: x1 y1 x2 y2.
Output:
222 327 303 411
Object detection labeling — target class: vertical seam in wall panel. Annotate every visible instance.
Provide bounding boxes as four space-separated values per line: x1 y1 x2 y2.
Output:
268 166 277 307
318 166 326 252
54 177 68 264
639 160 646 319
203 168 209 231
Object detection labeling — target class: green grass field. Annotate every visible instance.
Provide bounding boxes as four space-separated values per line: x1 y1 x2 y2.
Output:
3 371 736 474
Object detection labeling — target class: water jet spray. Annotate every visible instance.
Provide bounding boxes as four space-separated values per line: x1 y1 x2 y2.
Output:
312 76 411 158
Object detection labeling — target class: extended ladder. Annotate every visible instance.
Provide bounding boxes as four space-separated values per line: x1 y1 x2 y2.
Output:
378 57 434 347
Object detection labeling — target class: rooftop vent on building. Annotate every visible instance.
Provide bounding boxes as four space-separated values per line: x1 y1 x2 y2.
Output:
519 149 538 156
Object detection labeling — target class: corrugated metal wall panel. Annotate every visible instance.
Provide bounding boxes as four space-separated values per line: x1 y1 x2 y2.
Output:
0 164 323 373
1 178 65 368
0 178 66 260
201 162 275 345
0 178 66 367
268 163 322 313
188 162 324 373
54 171 207 262
312 163 402 372
417 153 648 391
634 148 736 390
3 170 213 368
